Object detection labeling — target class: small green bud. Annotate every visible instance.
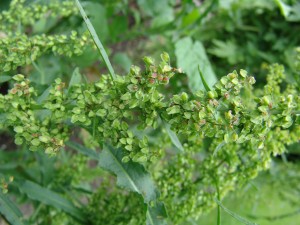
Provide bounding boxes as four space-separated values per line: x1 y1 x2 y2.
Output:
239 69 247 78
181 92 188 102
130 65 141 75
122 156 130 163
45 147 54 154
39 136 49 143
258 141 264 149
162 65 171 73
143 56 155 66
12 74 25 81
15 137 23 145
31 138 41 146
224 133 229 143
125 145 132 151
161 52 170 63
137 155 147 163
121 92 131 101
14 126 23 133
96 109 106 117
248 76 256 85
167 105 181 114
141 147 149 154
207 90 217 99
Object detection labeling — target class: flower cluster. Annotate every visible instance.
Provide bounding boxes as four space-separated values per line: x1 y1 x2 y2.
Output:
0 0 91 72
0 54 299 223
0 0 78 31
0 32 89 72
156 63 300 222
0 75 68 154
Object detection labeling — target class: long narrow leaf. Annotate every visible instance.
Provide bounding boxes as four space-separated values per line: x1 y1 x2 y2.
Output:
75 0 116 80
68 142 168 224
162 120 184 152
68 67 82 92
214 198 258 225
66 141 99 160
17 180 85 222
198 65 211 92
99 144 168 224
0 192 24 225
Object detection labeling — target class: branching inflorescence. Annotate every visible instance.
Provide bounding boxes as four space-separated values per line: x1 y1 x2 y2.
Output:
0 0 90 71
0 0 299 223
0 53 299 222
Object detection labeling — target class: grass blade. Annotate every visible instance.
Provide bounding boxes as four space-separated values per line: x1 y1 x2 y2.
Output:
214 198 258 225
198 65 212 91
162 120 184 152
0 192 24 225
17 180 86 222
68 67 82 92
216 183 221 225
75 0 116 80
66 141 99 160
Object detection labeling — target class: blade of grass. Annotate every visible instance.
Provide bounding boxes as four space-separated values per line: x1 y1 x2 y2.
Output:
162 119 184 152
198 65 211 91
214 198 258 225
66 141 99 160
75 0 116 81
17 180 86 223
215 182 221 225
0 192 24 225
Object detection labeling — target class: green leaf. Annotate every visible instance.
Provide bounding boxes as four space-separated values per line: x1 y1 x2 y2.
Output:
137 0 174 27
0 192 24 225
208 39 242 64
175 37 217 93
75 0 116 81
17 180 85 222
275 0 300 22
214 198 258 225
81 2 109 41
99 144 157 203
198 65 211 92
162 120 184 152
68 68 82 92
67 142 168 224
113 52 132 73
0 75 11 83
66 141 99 160
146 202 168 225
36 85 51 104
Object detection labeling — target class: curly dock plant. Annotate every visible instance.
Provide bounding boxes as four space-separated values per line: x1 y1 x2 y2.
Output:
0 0 299 224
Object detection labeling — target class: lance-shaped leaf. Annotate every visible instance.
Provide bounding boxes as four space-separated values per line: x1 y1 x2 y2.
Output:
162 119 184 152
0 192 24 225
99 144 157 203
68 67 82 93
214 198 258 225
68 141 169 224
66 141 99 160
17 180 85 222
